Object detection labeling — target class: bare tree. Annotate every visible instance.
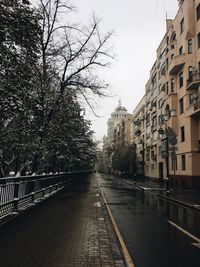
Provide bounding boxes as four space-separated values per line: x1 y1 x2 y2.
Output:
38 0 113 131
25 0 113 173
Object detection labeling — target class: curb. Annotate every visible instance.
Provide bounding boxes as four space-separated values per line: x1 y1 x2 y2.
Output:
157 194 200 212
97 182 135 267
122 179 200 212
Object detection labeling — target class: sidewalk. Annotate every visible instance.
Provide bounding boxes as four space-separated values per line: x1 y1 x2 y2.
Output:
0 175 125 267
122 176 200 210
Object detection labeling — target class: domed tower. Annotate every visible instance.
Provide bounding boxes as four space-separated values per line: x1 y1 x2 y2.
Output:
107 100 128 144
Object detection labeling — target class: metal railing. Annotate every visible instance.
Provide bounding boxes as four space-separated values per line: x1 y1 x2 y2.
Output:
194 100 200 111
187 71 200 87
0 172 77 222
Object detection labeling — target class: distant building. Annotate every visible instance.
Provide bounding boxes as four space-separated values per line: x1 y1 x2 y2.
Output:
100 100 130 173
106 100 128 145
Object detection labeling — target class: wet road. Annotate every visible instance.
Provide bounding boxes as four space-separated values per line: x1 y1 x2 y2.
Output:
97 173 200 267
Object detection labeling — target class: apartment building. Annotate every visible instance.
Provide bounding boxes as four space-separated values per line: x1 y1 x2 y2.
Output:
133 0 200 188
106 100 128 145
132 96 146 176
113 114 134 148
101 101 130 173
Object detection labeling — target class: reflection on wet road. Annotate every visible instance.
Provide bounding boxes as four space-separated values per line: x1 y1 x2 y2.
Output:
97 173 200 267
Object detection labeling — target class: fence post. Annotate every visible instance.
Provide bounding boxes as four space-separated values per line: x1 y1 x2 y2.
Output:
13 182 19 213
30 180 35 204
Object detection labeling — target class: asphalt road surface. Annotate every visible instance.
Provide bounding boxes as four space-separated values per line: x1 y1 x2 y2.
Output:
97 173 200 267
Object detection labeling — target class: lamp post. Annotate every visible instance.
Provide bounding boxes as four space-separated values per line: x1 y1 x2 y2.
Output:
158 126 170 196
139 139 145 177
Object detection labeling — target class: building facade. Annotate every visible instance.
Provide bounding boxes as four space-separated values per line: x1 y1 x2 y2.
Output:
133 0 200 188
106 100 128 145
100 101 130 173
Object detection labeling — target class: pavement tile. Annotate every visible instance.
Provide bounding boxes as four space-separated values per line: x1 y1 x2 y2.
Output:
0 174 125 267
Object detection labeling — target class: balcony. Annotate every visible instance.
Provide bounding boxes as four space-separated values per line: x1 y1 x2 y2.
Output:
160 62 166 76
186 72 200 90
188 101 200 117
169 53 185 75
194 101 200 110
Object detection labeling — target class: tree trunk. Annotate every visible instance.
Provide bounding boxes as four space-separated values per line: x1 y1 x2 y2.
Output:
31 154 39 174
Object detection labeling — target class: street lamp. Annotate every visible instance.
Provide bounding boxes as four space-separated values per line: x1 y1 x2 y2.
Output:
139 139 145 177
158 125 170 196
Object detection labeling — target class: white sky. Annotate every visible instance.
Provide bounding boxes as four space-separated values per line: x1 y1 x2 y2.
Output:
34 0 179 141
71 0 179 141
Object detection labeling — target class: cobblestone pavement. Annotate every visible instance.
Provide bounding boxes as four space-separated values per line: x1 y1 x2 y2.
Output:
0 174 124 267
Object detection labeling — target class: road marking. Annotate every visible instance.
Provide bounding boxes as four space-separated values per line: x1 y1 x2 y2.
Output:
98 186 136 267
167 220 200 243
192 243 200 248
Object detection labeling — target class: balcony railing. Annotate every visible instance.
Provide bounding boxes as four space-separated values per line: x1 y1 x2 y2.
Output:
169 53 185 75
187 71 200 90
194 100 200 111
187 100 200 117
160 62 166 76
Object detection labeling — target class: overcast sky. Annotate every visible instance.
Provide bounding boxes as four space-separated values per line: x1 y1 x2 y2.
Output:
71 0 179 141
42 0 179 141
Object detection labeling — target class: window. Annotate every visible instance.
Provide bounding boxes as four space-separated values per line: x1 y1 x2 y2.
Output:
165 81 169 95
197 3 200 21
179 72 183 88
188 39 192 54
198 33 200 49
159 146 161 156
179 46 183 55
158 114 164 124
152 74 157 89
171 79 175 92
165 105 170 120
180 18 184 34
189 94 197 105
181 155 186 170
152 116 157 127
166 58 169 71
171 156 177 171
146 113 150 126
188 66 193 82
181 126 185 142
151 164 155 171
188 66 193 77
171 32 176 42
159 84 162 93
179 98 184 114
158 99 163 108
